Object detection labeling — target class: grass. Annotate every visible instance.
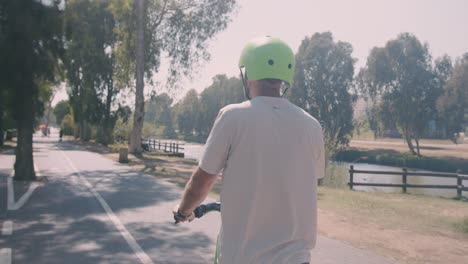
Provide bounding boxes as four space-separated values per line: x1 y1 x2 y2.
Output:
318 187 467 235
456 217 468 234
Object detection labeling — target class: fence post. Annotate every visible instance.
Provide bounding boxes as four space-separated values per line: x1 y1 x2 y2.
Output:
456 169 462 199
176 143 179 153
349 165 354 190
402 168 408 194
164 142 167 152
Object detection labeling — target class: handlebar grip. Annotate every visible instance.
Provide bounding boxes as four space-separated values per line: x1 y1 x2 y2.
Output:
194 202 221 218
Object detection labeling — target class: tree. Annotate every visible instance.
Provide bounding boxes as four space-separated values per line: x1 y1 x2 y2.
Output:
65 0 123 145
110 0 238 153
289 32 356 156
430 55 453 138
359 33 437 155
145 93 175 138
175 89 200 139
0 0 63 180
437 53 468 139
197 75 243 138
53 100 71 127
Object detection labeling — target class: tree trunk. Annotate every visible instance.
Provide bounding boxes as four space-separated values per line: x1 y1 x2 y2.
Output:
14 86 36 181
101 79 114 146
415 137 421 156
129 0 145 154
404 130 417 155
0 107 4 148
80 118 85 140
45 95 54 136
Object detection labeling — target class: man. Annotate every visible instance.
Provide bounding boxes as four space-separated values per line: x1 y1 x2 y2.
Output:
173 36 325 264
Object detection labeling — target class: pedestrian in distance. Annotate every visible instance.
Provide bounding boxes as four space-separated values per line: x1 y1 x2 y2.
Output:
59 128 63 142
173 36 326 264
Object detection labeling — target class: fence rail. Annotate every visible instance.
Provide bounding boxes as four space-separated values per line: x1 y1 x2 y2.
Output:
348 165 467 199
141 138 184 157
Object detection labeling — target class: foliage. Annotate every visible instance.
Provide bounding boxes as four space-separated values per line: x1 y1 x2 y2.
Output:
54 100 71 126
335 148 468 174
175 89 200 138
145 93 176 138
289 32 356 156
110 0 237 153
61 113 74 135
437 54 468 138
171 75 244 142
358 33 439 156
110 0 238 88
64 0 126 145
197 75 244 138
113 117 133 141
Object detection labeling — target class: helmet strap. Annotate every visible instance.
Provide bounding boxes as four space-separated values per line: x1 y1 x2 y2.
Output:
239 68 251 100
281 85 289 97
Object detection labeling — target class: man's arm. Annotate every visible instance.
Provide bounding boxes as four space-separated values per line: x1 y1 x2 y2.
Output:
174 167 218 222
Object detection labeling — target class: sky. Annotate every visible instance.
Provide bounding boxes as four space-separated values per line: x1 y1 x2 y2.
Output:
53 0 468 106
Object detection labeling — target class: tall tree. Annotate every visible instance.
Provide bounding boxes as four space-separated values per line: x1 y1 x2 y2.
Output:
289 32 356 156
53 100 71 127
197 75 243 138
175 89 200 139
359 33 436 155
110 0 238 153
0 0 63 180
430 55 453 138
65 0 122 145
437 53 468 139
145 93 175 138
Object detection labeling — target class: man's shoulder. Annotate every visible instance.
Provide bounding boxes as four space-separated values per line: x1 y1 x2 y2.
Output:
289 103 322 130
220 101 252 115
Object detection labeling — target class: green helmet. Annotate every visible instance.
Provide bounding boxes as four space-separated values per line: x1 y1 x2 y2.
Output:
239 36 295 85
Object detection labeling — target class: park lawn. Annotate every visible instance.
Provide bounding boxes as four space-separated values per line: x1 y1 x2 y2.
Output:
317 187 468 264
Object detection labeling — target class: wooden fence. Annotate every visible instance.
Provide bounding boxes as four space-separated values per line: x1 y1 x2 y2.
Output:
141 138 184 157
348 165 468 199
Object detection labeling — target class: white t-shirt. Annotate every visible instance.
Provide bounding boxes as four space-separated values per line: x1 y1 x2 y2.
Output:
199 96 325 264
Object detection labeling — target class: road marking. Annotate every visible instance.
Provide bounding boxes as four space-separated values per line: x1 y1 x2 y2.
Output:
0 248 11 264
7 167 41 211
60 151 154 264
2 221 12 236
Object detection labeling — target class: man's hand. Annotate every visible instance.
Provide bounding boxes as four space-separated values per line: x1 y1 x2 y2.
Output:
173 167 218 223
173 204 195 223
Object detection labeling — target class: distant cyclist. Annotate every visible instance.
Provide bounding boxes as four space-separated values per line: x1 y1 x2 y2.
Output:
173 36 325 264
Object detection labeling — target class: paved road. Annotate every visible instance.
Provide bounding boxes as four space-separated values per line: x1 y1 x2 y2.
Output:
0 131 399 264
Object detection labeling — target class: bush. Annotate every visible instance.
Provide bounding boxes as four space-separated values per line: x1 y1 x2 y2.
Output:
322 163 349 188
61 114 74 135
113 118 132 142
335 148 468 173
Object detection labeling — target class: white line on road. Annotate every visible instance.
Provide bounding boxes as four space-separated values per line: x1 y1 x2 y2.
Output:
0 248 11 264
7 167 41 211
60 151 155 264
2 221 12 236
